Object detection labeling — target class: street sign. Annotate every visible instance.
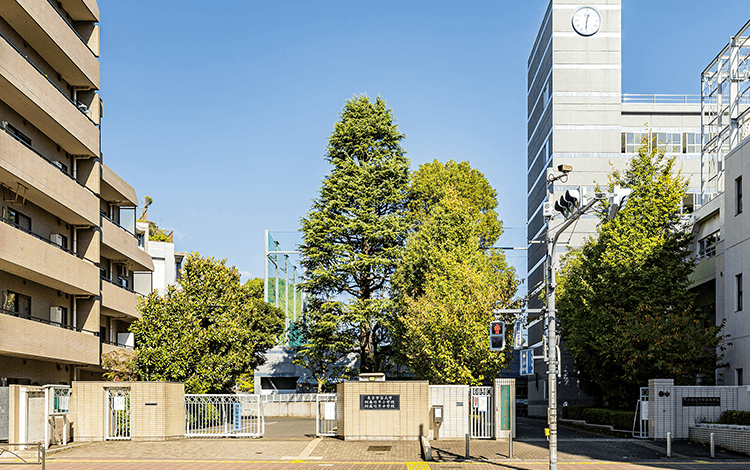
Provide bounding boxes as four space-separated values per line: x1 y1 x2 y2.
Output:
520 348 534 376
513 321 523 349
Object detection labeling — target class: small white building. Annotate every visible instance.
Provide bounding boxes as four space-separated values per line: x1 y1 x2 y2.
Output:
134 220 186 296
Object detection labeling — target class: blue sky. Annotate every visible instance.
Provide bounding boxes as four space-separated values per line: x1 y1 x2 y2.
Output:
99 1 750 284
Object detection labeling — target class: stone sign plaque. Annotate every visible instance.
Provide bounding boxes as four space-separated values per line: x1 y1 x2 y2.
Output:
359 394 400 410
682 397 720 407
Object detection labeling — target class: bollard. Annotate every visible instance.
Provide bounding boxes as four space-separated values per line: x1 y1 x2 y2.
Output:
465 433 470 459
666 432 672 457
710 432 715 458
509 433 514 459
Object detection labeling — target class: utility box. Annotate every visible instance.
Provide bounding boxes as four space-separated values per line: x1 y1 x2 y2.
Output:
432 405 443 423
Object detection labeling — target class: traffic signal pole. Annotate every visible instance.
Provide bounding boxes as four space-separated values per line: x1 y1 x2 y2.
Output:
544 169 601 470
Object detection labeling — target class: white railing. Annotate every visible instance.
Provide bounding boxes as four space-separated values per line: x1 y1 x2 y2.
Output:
185 394 264 438
316 394 337 436
622 94 701 104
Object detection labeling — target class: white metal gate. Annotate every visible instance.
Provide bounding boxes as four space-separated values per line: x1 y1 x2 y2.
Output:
632 387 649 438
106 388 130 440
470 386 494 439
185 394 264 437
316 393 337 436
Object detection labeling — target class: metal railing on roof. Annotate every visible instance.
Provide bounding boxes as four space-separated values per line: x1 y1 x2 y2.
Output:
622 94 701 104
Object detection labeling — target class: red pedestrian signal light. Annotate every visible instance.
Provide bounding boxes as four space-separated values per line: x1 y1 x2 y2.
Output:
489 320 505 351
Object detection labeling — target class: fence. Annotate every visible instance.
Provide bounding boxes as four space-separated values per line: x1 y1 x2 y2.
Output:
316 394 337 436
185 394 263 437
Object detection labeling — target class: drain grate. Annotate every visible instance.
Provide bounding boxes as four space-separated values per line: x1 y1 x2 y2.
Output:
367 445 392 452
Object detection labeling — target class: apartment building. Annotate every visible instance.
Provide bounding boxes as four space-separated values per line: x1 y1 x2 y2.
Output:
0 0 153 386
526 0 702 416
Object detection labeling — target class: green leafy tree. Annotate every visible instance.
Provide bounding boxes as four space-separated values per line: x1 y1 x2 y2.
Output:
557 137 726 407
131 253 284 393
408 159 503 248
299 95 411 373
290 308 356 392
392 181 517 385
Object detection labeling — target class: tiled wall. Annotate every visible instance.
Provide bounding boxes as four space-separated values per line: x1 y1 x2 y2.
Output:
649 379 743 439
690 425 750 455
336 381 429 440
428 385 469 439
71 381 184 442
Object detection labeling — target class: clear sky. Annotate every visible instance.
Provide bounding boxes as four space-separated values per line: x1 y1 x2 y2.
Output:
99 1 750 285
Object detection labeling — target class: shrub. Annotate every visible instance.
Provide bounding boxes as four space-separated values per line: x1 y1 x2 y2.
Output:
717 410 750 426
562 405 633 431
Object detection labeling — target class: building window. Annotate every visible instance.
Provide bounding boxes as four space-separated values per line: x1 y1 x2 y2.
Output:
737 176 743 215
5 208 31 231
7 291 31 316
738 368 744 386
684 133 701 153
738 273 744 312
698 231 720 258
622 132 652 154
656 132 681 154
137 232 145 248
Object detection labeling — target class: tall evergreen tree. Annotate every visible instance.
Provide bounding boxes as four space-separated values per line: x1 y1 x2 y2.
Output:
299 95 411 373
557 137 726 407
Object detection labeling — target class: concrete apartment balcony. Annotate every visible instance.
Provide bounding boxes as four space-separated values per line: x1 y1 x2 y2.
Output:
101 164 137 207
0 32 99 157
101 277 140 319
0 221 99 295
0 0 99 89
0 311 99 365
100 216 154 272
0 128 99 226
59 0 99 22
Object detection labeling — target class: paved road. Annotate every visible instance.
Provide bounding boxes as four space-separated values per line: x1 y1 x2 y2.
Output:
1 416 748 470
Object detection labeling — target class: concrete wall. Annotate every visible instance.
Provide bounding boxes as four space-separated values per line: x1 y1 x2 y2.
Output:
337 381 429 441
263 401 315 418
690 424 750 455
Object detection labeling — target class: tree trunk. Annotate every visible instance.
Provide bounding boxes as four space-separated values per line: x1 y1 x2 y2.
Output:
359 324 373 373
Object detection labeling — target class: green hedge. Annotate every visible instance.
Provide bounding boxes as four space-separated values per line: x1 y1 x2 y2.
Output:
562 405 633 431
717 410 750 426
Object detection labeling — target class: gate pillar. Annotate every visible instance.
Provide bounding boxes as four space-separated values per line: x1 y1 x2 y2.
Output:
494 378 516 439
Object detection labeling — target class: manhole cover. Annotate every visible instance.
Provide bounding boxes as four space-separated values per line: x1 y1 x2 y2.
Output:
367 445 391 452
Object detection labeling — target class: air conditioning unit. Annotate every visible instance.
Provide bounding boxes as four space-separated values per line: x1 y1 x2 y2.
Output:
49 306 62 325
50 233 64 246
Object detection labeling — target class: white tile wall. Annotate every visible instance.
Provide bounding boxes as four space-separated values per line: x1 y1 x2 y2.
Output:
428 385 469 439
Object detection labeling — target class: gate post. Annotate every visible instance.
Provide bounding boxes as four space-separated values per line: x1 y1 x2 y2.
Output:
494 378 515 439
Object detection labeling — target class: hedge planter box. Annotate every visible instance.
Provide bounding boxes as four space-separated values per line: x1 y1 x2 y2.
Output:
689 424 750 455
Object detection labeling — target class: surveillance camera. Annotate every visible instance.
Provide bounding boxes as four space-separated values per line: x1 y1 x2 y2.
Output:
557 164 573 174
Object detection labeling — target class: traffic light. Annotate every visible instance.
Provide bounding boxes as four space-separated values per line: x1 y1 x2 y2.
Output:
553 187 586 218
608 185 633 220
489 320 505 351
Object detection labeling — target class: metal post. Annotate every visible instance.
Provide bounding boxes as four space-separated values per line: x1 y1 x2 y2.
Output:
274 241 279 308
509 432 514 459
293 266 297 323
710 432 715 458
465 433 470 459
263 230 269 302
284 255 289 341
667 432 672 457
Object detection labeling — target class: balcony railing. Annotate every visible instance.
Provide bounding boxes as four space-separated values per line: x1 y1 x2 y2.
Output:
622 94 701 104
1 216 83 259
0 306 98 335
45 0 97 56
0 30 98 127
100 274 143 297
101 211 136 237
101 338 135 350
1 124 95 195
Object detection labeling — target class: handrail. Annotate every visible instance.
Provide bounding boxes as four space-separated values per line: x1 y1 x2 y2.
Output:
0 30 98 127
0 306 98 335
45 0 97 57
0 124 97 196
1 216 84 259
0 442 44 466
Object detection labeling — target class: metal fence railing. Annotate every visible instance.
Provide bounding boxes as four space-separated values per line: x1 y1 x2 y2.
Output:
316 394 337 436
470 386 495 439
185 394 263 438
0 442 45 468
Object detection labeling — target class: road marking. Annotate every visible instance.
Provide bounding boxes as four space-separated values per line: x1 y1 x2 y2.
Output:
406 462 431 470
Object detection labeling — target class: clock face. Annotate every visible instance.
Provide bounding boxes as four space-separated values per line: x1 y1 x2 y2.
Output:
572 6 601 36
